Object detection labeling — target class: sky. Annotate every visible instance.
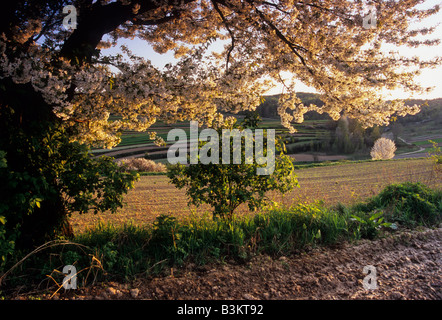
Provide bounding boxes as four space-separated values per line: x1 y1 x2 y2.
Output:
104 0 442 100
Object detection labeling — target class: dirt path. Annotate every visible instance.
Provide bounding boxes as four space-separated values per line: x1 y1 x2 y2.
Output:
16 227 441 300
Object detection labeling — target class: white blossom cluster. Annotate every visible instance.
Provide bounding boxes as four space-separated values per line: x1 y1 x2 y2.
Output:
370 137 397 160
1 0 440 148
0 37 71 112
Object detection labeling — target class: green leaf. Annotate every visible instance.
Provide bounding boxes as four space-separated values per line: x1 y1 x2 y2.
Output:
351 215 365 224
315 229 321 239
369 210 383 221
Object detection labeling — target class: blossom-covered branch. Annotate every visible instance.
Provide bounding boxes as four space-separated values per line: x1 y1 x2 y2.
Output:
0 0 440 148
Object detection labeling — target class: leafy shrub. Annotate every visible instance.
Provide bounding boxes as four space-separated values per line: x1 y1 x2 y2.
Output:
350 210 392 240
0 124 139 251
428 140 442 164
167 120 299 220
117 158 166 173
352 182 441 227
428 140 442 177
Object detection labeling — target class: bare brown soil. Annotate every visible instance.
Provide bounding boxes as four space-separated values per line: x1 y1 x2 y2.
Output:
12 226 442 300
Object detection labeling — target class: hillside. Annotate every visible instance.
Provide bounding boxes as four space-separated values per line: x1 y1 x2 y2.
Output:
91 94 442 161
254 93 442 124
253 93 442 158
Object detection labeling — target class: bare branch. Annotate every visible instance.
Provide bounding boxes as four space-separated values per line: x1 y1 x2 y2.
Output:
212 0 236 70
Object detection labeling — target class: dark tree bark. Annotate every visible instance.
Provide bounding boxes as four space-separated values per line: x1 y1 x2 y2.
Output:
60 2 134 63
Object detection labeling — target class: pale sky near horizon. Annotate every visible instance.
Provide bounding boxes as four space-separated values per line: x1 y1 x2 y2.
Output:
104 0 442 100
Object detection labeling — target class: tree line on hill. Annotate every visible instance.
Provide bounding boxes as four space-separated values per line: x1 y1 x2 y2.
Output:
281 116 383 156
248 93 442 156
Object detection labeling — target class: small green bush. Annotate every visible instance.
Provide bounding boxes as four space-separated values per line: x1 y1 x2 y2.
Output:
428 140 442 165
352 182 441 227
350 210 391 240
167 120 299 221
0 124 139 253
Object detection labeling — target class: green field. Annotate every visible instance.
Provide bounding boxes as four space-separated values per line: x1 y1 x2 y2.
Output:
412 138 442 146
90 117 331 159
69 158 441 234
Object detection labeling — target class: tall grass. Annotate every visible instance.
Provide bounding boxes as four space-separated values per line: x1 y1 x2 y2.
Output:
249 202 353 254
67 201 358 280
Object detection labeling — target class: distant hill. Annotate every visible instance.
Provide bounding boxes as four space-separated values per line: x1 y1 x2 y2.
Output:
397 98 442 125
255 93 442 124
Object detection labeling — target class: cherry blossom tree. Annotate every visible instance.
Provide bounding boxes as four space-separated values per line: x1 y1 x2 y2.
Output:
370 137 397 160
0 0 440 248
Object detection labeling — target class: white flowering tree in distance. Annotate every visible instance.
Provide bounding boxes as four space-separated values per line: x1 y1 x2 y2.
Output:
371 137 397 160
0 0 440 249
